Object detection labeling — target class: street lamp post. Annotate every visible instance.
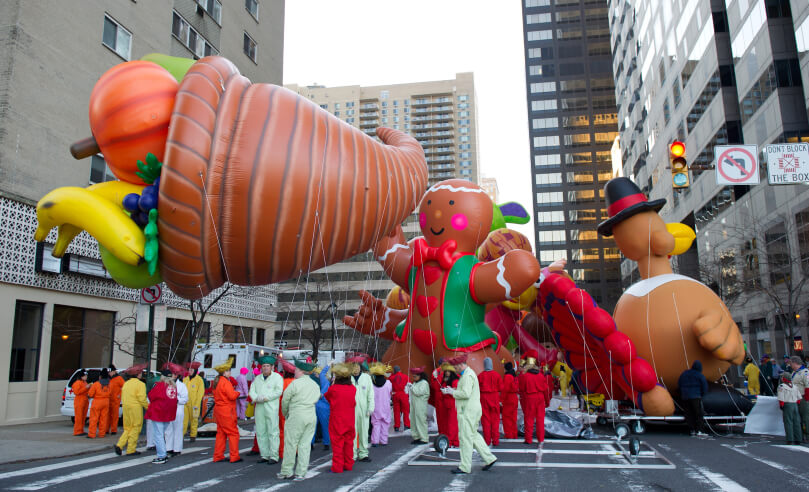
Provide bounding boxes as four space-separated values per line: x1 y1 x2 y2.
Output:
329 302 338 359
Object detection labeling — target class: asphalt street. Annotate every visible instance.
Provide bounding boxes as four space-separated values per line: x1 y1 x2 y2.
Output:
1 424 808 491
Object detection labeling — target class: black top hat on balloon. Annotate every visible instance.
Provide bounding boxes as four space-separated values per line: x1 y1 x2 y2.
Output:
597 177 666 237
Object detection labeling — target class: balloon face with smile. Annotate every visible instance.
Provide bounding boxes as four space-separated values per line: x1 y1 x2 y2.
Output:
418 179 493 251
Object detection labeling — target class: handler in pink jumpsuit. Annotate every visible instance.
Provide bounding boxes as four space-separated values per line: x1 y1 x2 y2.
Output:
236 367 249 420
370 365 393 446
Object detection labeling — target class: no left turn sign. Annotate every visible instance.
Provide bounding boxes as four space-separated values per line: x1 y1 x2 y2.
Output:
715 145 760 185
141 285 162 304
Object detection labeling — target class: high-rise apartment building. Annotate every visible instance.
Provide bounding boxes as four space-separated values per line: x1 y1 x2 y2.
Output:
522 0 623 310
609 0 809 361
0 0 284 424
481 176 500 203
281 75 480 355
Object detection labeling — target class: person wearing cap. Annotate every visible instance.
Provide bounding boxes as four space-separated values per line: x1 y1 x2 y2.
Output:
144 369 178 464
114 364 148 456
350 357 375 462
236 367 250 420
165 363 189 457
311 364 331 451
478 357 502 446
108 365 124 434
500 362 519 439
369 363 392 447
441 364 460 447
759 355 775 396
325 363 357 473
278 360 321 481
72 370 90 436
249 355 284 464
183 362 204 442
742 357 760 395
788 355 809 441
777 371 803 444
276 359 296 459
519 357 549 445
444 354 497 474
88 368 113 438
389 365 410 432
212 359 242 463
407 366 430 445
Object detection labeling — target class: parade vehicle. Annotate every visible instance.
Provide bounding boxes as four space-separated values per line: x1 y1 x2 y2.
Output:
60 367 160 422
281 349 346 367
192 343 282 383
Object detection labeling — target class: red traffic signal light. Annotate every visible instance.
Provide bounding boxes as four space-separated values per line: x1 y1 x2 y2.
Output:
670 141 689 189
670 141 685 158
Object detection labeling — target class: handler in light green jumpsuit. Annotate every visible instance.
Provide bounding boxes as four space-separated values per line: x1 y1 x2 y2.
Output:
278 360 321 480
408 367 430 444
446 357 497 474
249 355 284 464
352 361 375 461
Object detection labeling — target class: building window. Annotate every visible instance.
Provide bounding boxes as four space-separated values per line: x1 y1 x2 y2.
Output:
527 30 553 41
48 306 115 381
531 99 557 112
533 136 560 148
534 154 561 167
766 223 791 286
245 0 259 21
222 325 252 343
172 11 217 58
525 0 550 7
740 64 777 126
765 0 791 18
243 32 258 63
196 0 222 24
687 70 721 131
10 301 44 382
89 154 117 184
102 14 131 61
530 82 556 94
535 191 563 206
532 117 559 130
527 13 552 24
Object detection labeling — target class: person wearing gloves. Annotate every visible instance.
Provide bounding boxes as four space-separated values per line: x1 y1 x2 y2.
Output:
777 371 803 445
108 365 125 435
236 367 250 420
788 355 809 441
212 358 242 463
114 364 148 456
441 364 460 447
165 363 189 457
249 355 284 465
349 356 375 462
183 362 205 442
389 365 410 432
500 362 519 439
325 363 357 473
311 365 331 451
88 368 112 438
72 370 90 436
369 363 393 446
430 362 447 437
519 357 549 445
278 360 321 481
407 366 430 445
144 369 178 464
443 353 497 475
478 357 502 446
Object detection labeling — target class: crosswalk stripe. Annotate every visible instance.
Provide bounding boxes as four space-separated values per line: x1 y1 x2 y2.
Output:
241 455 333 492
773 444 809 454
8 447 207 491
350 444 429 492
721 444 808 483
0 454 110 481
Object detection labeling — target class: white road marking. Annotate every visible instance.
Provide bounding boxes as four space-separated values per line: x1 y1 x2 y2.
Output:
176 478 222 491
243 456 333 492
773 444 809 454
346 444 429 492
8 447 208 490
443 474 470 492
658 442 749 491
721 444 808 484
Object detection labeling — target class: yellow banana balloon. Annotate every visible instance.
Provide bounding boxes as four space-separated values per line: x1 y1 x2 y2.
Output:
35 187 145 265
87 181 145 209
52 224 82 257
666 223 696 255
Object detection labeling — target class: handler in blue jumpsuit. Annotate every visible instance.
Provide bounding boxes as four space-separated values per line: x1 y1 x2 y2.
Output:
312 365 331 450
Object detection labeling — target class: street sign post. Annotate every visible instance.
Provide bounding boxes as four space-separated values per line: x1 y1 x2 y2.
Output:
766 143 809 185
715 145 760 185
138 285 164 372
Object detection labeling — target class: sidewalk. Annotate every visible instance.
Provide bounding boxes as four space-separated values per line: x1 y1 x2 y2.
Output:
0 419 128 465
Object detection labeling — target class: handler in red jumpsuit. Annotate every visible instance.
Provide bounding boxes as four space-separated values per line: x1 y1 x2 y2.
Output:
389 365 410 431
518 357 549 445
212 359 242 463
500 362 519 439
477 357 502 446
324 363 357 473
430 364 446 437
441 366 460 447
72 370 90 436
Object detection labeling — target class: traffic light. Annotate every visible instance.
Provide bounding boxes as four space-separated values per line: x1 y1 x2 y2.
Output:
670 141 689 189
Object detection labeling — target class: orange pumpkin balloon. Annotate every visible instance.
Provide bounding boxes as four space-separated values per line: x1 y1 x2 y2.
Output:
88 61 178 183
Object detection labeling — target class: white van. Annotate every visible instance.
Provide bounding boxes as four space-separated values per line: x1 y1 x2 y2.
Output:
193 343 282 383
282 349 346 367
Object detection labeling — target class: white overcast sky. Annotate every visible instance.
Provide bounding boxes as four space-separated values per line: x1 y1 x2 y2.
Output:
283 0 535 247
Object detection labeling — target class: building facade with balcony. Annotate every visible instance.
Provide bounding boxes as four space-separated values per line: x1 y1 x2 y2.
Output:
609 0 809 363
0 0 284 425
521 0 623 310
283 74 481 357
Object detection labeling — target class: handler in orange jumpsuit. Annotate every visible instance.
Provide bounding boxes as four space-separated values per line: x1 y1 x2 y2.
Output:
212 359 242 463
88 368 112 438
72 370 90 436
500 362 519 439
519 358 549 444
477 357 502 446
389 366 410 431
108 365 124 434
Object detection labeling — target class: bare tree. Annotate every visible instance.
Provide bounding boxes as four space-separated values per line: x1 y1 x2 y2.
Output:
275 281 343 362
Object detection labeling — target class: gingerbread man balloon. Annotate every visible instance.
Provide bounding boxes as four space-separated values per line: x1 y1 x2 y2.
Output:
345 179 541 375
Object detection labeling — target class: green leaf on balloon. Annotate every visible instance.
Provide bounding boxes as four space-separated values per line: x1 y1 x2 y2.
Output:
136 152 163 184
145 208 159 275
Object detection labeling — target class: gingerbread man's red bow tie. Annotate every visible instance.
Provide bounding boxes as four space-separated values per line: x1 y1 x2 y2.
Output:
412 238 458 270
